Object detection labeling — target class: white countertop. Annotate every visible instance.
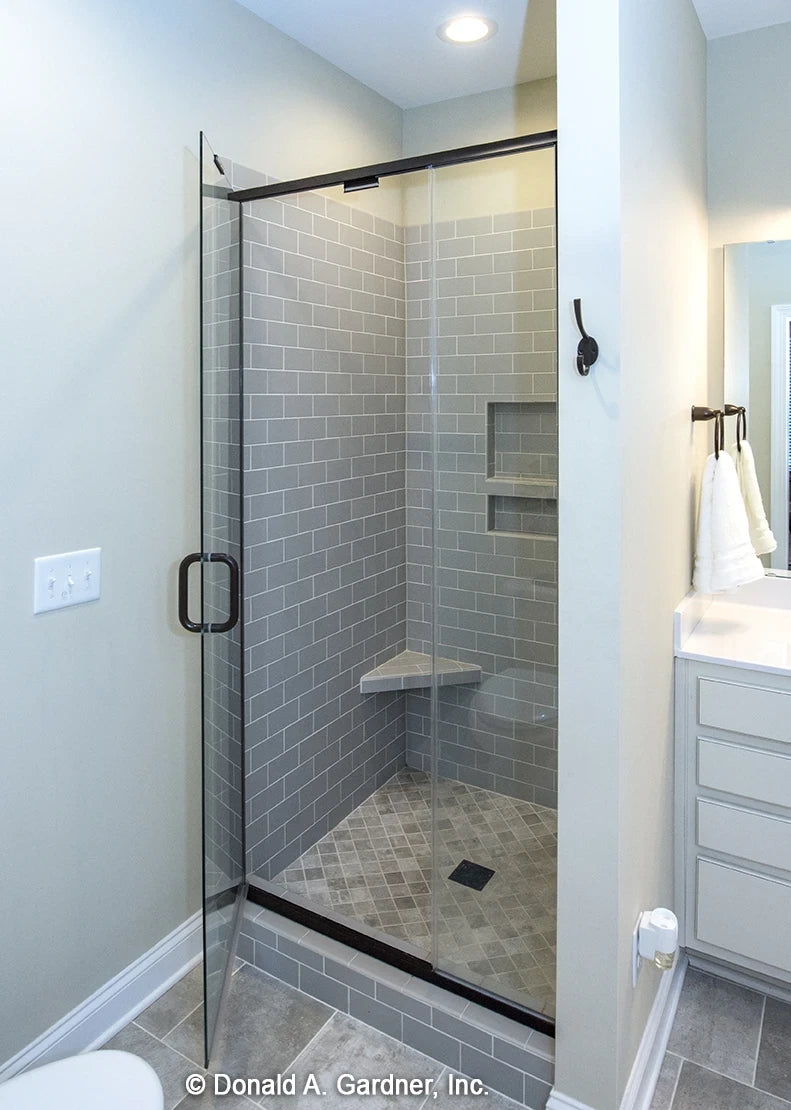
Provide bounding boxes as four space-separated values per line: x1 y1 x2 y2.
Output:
675 574 791 676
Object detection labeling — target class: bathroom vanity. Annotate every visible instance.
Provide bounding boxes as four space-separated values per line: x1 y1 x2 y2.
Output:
675 575 791 985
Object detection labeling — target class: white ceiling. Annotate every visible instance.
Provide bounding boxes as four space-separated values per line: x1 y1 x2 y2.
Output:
235 0 555 110
691 0 791 39
236 0 791 110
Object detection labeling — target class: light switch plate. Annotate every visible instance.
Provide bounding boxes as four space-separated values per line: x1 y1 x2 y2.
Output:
33 548 101 613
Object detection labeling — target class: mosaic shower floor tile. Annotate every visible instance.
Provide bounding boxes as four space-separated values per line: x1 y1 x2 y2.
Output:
265 768 557 1017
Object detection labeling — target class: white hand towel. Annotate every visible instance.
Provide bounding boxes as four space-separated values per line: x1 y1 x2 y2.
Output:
729 439 777 556
692 453 716 594
693 451 764 594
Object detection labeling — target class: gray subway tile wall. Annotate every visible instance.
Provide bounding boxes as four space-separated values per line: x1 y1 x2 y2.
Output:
237 169 558 884
242 188 408 879
487 495 558 537
405 211 558 807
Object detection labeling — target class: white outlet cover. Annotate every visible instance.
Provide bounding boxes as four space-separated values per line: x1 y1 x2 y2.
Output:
33 548 101 614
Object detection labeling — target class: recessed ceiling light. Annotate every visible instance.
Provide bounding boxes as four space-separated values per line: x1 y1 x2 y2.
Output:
437 15 498 44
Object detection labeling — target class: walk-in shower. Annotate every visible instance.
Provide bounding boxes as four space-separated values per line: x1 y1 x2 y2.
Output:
192 129 558 1063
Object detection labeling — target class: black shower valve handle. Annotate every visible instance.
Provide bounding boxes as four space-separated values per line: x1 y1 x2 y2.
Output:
573 298 599 376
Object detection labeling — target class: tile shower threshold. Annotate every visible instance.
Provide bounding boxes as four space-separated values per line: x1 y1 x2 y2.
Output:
239 901 555 1108
359 649 482 693
244 886 555 1038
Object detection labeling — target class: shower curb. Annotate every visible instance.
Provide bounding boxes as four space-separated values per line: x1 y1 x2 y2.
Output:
239 901 554 1108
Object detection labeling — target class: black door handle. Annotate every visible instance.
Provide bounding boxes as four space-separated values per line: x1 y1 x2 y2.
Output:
178 552 240 634
206 553 240 633
178 553 203 633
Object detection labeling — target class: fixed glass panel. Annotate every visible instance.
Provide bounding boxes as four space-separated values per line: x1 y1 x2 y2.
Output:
200 133 245 1063
429 150 558 1018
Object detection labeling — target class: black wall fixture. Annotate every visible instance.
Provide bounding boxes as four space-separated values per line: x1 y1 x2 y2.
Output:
692 403 746 459
724 403 747 451
573 298 599 375
691 405 724 459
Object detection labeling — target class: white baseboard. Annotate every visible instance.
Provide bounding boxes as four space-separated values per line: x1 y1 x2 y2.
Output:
546 956 687 1110
0 911 202 1082
619 955 687 1110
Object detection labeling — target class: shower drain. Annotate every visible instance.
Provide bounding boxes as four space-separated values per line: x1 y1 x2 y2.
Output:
447 859 495 891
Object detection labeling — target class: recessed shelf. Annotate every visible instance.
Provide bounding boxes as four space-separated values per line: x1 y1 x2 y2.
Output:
360 650 482 693
491 530 559 542
486 400 557 485
487 494 558 537
484 476 557 500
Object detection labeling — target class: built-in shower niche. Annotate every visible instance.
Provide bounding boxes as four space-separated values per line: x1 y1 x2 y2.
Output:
485 400 558 536
487 494 558 535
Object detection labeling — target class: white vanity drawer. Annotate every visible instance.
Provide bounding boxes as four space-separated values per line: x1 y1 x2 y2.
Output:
697 858 791 973
698 677 791 744
697 798 791 872
698 737 791 808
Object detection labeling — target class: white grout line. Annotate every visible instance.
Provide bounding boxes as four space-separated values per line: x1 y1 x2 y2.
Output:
279 1011 339 1076
165 997 204 1042
753 995 767 1087
133 970 340 1086
129 1019 208 1074
751 1081 791 1107
667 1053 683 1109
416 1066 448 1110
679 1057 782 1096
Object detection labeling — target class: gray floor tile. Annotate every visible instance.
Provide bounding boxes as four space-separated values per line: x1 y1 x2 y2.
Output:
673 1061 791 1110
104 1022 202 1110
428 1068 524 1108
161 1003 206 1067
259 1011 443 1109
165 963 332 1078
667 969 764 1083
137 965 204 1039
756 997 791 1102
174 1084 259 1110
650 1052 682 1110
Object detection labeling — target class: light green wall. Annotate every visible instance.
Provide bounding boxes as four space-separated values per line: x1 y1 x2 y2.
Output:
616 0 708 1099
0 0 402 1065
402 79 557 225
403 77 557 155
555 0 707 1105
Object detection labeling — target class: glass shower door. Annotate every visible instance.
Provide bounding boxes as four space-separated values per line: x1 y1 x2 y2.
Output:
196 133 245 1063
429 149 559 1019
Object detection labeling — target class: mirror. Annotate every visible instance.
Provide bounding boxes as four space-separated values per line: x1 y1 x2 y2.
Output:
724 240 791 570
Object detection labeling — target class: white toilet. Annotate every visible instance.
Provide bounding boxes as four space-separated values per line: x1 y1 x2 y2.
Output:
0 1051 163 1109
